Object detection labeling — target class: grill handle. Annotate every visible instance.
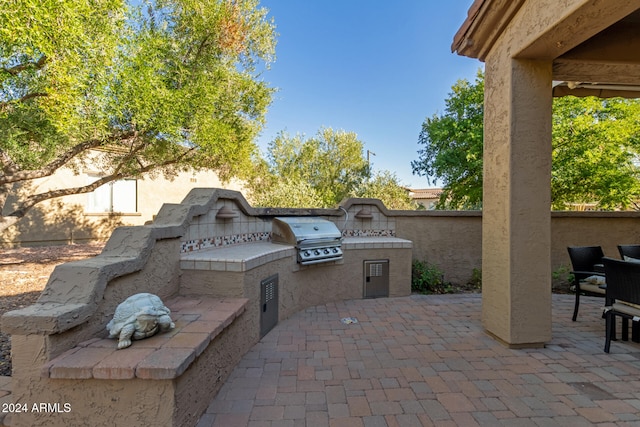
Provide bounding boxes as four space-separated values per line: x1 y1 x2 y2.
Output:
297 237 343 247
299 257 343 266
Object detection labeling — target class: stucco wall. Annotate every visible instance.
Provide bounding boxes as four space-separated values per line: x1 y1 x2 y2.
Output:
551 212 640 266
396 212 482 285
392 210 640 286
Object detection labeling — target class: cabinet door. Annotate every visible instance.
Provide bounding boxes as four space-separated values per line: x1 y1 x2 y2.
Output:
364 260 389 298
260 274 279 337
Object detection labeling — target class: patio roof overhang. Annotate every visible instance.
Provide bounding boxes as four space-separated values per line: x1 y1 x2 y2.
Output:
452 0 640 99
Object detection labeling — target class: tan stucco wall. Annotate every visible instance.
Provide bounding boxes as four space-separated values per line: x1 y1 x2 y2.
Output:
551 212 640 267
396 212 482 285
4 233 185 426
395 211 640 287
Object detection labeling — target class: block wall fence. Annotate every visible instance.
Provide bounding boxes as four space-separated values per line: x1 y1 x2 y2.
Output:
392 210 640 285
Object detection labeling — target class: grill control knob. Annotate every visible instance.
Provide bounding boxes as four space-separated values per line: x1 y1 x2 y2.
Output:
303 251 310 257
332 248 338 253
314 250 320 255
323 249 329 254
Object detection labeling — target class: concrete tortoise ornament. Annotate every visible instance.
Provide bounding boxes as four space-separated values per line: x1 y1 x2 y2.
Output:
107 293 175 349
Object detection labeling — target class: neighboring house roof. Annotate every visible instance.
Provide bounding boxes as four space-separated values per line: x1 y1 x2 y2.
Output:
407 188 443 209
407 188 443 199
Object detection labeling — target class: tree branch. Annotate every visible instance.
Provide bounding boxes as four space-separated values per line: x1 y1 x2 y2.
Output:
0 92 49 112
5 146 197 222
194 34 212 63
0 150 20 175
0 131 138 185
1 55 47 76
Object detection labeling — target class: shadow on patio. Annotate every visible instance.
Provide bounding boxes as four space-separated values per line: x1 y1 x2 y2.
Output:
197 294 640 426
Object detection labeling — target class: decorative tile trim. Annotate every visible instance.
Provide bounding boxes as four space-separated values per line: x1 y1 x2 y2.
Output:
181 232 271 253
181 229 396 252
342 229 396 238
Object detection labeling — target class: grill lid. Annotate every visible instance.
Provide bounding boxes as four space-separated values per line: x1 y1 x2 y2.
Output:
271 217 342 245
271 217 343 265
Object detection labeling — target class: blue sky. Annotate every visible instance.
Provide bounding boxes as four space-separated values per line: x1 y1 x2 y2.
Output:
255 0 482 189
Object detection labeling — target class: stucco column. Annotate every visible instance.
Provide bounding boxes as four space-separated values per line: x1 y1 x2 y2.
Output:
482 57 552 347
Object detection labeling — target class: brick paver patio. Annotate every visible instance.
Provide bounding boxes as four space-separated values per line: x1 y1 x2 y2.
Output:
197 294 640 426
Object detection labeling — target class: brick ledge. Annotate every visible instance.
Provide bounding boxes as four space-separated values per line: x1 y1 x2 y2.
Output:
41 296 248 380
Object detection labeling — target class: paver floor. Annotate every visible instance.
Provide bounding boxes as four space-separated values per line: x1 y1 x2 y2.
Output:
197 294 640 426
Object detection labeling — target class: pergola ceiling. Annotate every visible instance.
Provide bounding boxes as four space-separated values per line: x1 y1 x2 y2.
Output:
551 8 640 98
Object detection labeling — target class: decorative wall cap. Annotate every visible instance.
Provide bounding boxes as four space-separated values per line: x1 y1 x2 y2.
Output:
216 206 239 219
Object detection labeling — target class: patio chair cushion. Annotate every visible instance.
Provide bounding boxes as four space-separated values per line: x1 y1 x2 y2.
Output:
579 281 606 294
579 275 606 294
584 275 606 285
618 300 640 311
612 301 640 318
623 255 640 264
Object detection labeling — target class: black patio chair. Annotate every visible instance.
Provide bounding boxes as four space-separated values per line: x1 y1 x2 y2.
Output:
602 257 640 353
617 244 640 261
567 246 606 321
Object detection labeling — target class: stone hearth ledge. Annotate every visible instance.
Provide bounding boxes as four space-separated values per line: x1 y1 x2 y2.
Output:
179 237 412 272
41 296 248 380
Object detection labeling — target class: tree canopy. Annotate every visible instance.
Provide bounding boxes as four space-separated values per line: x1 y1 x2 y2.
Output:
0 0 276 231
351 170 416 210
249 128 369 208
411 70 484 209
248 127 414 209
412 70 640 210
551 96 640 210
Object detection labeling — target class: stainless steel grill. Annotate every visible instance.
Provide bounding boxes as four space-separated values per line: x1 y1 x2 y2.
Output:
271 217 343 265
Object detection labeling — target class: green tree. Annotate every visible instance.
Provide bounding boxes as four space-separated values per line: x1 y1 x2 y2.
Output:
352 170 416 210
250 128 370 208
412 70 640 210
552 96 640 210
248 156 324 208
411 70 484 209
0 0 276 231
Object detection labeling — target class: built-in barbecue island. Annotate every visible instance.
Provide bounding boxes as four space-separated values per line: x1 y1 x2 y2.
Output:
179 192 412 339
1 188 411 427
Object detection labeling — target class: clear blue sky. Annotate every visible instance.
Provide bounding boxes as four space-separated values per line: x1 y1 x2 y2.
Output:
255 0 482 189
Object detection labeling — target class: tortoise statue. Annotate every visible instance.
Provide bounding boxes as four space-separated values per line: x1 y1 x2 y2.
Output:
107 293 175 349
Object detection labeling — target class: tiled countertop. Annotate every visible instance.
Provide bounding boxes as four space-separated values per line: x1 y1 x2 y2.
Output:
342 236 412 249
180 242 295 272
179 237 412 272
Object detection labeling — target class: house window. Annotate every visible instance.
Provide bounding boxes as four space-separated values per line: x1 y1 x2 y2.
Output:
87 177 137 213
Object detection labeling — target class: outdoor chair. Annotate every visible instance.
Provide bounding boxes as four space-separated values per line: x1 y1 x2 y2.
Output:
617 244 640 261
602 257 640 353
567 246 606 321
